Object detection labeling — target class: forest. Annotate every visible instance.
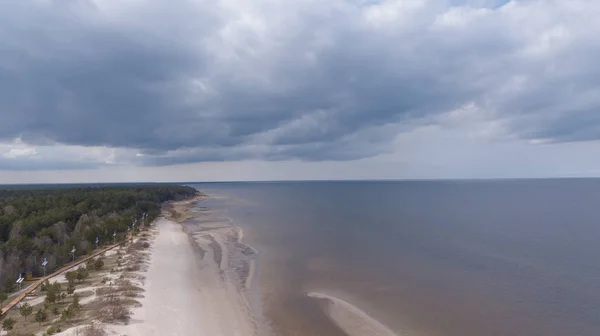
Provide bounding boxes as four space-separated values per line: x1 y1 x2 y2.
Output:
0 185 197 292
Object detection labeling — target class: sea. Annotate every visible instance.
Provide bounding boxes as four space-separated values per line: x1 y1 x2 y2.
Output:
188 179 600 336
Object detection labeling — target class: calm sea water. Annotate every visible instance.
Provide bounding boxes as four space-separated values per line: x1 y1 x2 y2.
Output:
189 180 600 336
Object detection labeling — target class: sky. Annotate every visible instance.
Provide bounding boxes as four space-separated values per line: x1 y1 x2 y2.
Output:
1 0 600 183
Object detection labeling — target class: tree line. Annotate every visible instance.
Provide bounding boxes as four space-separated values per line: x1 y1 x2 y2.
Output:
0 185 197 292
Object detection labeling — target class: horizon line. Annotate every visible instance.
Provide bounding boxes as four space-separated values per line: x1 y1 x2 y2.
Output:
2 176 600 187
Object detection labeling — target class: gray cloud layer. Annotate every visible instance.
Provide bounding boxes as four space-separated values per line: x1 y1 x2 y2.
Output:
0 0 598 168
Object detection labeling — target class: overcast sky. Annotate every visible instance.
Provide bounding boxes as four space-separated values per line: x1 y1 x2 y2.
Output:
1 0 599 183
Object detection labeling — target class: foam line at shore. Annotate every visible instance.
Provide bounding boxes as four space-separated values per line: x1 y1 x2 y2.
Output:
185 193 271 335
234 227 259 289
307 292 400 336
237 226 260 255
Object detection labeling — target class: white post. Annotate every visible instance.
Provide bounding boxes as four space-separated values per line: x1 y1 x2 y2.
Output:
16 275 23 290
42 258 48 277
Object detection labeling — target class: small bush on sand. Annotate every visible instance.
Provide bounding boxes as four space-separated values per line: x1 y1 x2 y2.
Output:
96 296 131 324
71 293 81 310
94 258 105 270
126 264 141 272
123 291 140 298
96 287 115 296
66 271 77 284
76 324 107 336
40 280 50 292
96 279 143 297
45 284 58 305
2 317 15 331
61 307 75 322
46 325 62 335
35 308 48 326
77 267 90 282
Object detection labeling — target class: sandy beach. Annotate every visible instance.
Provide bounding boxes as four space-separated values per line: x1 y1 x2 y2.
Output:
28 194 397 336
107 217 256 336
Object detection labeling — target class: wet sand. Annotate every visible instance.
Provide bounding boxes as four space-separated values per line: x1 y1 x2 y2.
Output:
183 206 270 335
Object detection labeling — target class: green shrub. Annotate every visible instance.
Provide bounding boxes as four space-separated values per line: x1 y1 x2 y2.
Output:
94 258 104 270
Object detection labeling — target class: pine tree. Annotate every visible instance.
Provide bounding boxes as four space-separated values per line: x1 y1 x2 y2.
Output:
35 308 48 326
2 317 15 331
45 284 57 304
71 293 81 310
20 302 33 320
0 291 7 308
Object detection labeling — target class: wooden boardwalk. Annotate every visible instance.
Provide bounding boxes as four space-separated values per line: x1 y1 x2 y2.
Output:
0 242 123 316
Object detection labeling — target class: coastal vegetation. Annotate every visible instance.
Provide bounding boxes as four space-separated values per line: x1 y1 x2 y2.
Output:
0 185 196 293
0 229 156 335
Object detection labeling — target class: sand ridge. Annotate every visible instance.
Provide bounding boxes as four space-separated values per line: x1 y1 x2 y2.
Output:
308 292 401 336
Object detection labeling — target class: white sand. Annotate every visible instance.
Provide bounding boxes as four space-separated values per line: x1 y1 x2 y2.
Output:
107 218 256 336
53 325 86 336
308 292 400 336
21 294 45 307
49 264 83 284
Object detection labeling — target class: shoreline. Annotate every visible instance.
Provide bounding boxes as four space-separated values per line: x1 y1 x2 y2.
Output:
181 191 399 336
13 193 400 336
106 217 248 336
307 292 401 336
193 191 401 336
11 194 259 336
185 219 264 335
108 195 261 336
163 193 207 222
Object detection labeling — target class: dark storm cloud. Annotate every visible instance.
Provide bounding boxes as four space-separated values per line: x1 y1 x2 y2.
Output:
0 0 599 169
0 158 100 171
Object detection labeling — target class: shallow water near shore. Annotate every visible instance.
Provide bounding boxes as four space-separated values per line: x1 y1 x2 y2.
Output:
188 180 600 336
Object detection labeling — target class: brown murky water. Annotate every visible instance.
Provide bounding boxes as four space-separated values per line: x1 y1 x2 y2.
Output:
189 180 600 336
